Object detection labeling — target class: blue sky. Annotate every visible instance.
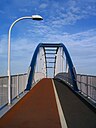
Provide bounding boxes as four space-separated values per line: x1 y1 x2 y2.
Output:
0 0 96 76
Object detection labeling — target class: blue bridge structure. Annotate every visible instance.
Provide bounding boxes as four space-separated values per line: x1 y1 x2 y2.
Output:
26 43 78 91
0 43 96 128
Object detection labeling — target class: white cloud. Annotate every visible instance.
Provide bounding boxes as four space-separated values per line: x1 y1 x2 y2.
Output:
19 8 30 13
39 3 48 9
0 28 96 75
30 27 96 74
48 0 96 26
0 35 7 55
0 35 39 75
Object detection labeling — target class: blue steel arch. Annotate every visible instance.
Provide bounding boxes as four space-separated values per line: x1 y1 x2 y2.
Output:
26 43 78 91
25 43 43 90
60 43 78 91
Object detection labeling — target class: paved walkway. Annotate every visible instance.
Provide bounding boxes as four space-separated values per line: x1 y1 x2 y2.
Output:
0 78 61 128
0 78 96 128
54 79 96 128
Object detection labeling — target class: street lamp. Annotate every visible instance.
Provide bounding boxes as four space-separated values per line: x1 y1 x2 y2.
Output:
8 15 43 105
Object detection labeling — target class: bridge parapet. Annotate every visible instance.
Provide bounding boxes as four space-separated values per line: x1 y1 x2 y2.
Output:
0 71 45 109
55 73 96 106
0 73 27 108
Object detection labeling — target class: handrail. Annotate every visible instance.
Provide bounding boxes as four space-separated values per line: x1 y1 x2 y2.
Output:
56 75 96 89
55 75 96 103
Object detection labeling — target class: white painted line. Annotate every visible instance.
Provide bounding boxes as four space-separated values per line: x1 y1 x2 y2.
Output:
52 79 68 128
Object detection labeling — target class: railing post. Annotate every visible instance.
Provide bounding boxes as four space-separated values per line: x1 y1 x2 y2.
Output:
86 76 88 98
17 74 19 98
80 75 82 93
22 75 24 93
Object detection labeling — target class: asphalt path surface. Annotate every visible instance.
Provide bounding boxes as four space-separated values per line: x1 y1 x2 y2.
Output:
54 79 96 128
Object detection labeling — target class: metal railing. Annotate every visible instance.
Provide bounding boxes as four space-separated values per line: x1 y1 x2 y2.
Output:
77 74 96 103
0 72 46 109
55 73 96 103
0 73 27 108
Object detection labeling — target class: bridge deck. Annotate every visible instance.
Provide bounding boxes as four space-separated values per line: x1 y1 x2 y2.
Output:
0 78 96 128
54 79 96 128
0 78 61 128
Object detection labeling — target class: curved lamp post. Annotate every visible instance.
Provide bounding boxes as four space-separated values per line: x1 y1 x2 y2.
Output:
8 15 43 105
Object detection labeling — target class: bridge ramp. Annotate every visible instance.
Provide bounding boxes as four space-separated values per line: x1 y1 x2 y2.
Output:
0 78 96 128
54 79 96 128
0 78 61 128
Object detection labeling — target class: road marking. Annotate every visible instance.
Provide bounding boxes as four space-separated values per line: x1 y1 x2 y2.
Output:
52 79 68 128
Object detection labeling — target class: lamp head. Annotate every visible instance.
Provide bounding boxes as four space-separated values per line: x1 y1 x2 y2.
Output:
32 15 43 20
